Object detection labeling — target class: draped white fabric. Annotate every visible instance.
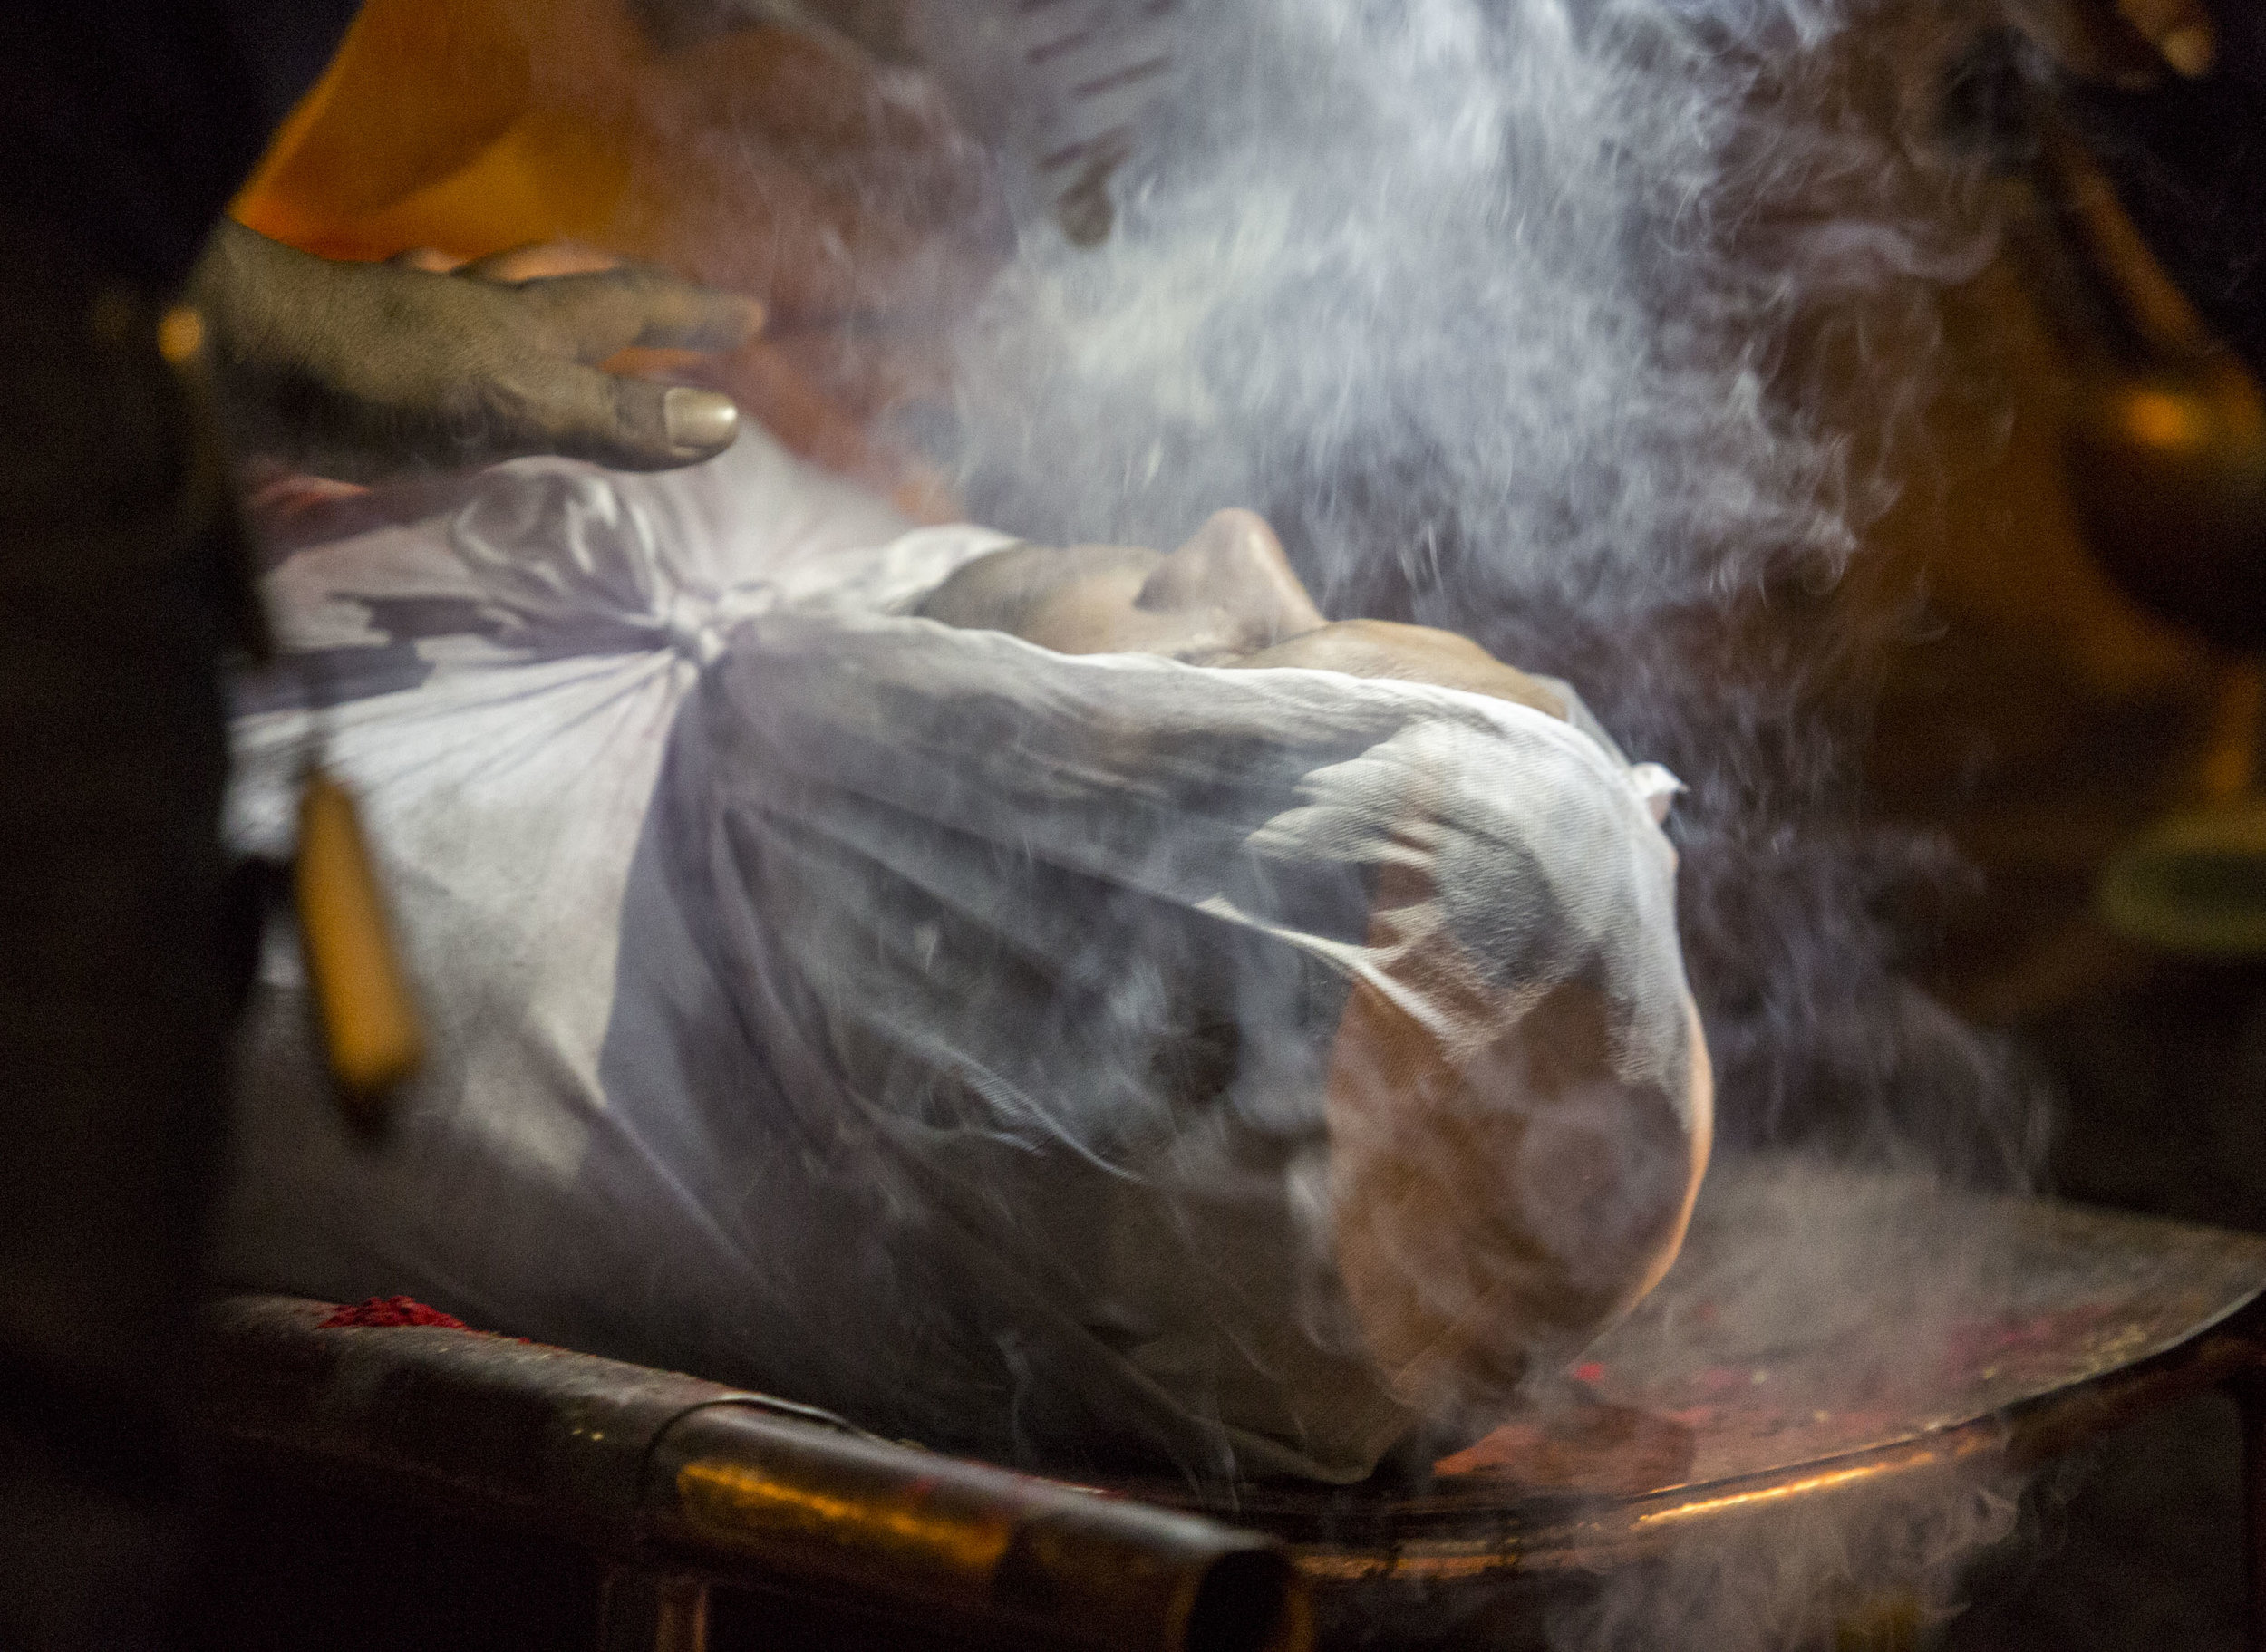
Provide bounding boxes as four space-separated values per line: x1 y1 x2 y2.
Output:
218 428 1692 1483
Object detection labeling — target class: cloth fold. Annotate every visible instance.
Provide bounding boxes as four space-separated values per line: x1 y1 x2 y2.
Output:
218 425 1695 1484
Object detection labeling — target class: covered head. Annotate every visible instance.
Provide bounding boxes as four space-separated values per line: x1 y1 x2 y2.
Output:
220 430 1706 1482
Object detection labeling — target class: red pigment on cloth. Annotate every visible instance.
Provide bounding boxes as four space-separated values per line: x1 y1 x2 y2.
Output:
318 1296 470 1330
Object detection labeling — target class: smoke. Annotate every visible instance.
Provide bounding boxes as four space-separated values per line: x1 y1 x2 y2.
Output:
1545 1465 2028 1652
923 0 2059 1642
935 0 2034 1174
949 0 1928 595
1536 1157 2042 1652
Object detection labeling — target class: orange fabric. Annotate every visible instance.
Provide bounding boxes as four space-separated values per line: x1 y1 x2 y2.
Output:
233 0 985 516
234 0 546 252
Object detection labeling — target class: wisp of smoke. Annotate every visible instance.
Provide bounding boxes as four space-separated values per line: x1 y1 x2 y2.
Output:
955 0 1931 596
1546 1464 2027 1652
931 2 2057 1642
944 0 2035 1177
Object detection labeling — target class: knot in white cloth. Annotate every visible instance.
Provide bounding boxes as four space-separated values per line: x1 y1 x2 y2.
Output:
658 584 732 666
447 463 770 663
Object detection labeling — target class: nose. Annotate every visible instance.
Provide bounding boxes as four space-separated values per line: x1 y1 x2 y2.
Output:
1137 509 1327 647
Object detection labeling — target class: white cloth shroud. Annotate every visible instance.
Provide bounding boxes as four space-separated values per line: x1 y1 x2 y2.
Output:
218 427 1695 1484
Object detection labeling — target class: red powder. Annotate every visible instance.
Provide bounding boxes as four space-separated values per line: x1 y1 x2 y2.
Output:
318 1296 470 1330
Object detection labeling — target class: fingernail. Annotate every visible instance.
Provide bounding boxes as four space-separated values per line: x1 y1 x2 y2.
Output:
664 387 740 454
2161 24 2215 77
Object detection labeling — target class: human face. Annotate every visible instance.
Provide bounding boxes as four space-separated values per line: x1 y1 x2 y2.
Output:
917 508 1566 720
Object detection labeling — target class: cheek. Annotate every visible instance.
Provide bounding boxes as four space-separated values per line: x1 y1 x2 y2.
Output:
1017 571 1151 652
1019 576 1247 658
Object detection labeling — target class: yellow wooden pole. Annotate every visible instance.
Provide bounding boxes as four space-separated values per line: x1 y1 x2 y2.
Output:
295 768 424 1124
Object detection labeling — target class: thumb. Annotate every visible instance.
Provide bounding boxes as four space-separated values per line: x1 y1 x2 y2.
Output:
532 367 743 470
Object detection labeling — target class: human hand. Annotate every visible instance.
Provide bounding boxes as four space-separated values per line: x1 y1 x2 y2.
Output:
191 222 764 479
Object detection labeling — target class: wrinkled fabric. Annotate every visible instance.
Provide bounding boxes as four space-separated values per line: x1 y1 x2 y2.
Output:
218 426 1692 1483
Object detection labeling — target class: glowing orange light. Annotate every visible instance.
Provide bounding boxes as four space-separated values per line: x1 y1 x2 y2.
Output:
675 1458 1012 1576
2121 390 2201 453
157 305 207 367
1634 1456 1928 1525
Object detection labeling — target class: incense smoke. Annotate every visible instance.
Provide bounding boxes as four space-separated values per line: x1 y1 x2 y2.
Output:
940 0 2034 1174
927 1 2052 1643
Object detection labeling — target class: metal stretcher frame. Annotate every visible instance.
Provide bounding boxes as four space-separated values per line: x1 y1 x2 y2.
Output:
198 1297 1310 1652
1156 1296 2266 1648
1138 1174 2266 1648
199 1178 2266 1651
